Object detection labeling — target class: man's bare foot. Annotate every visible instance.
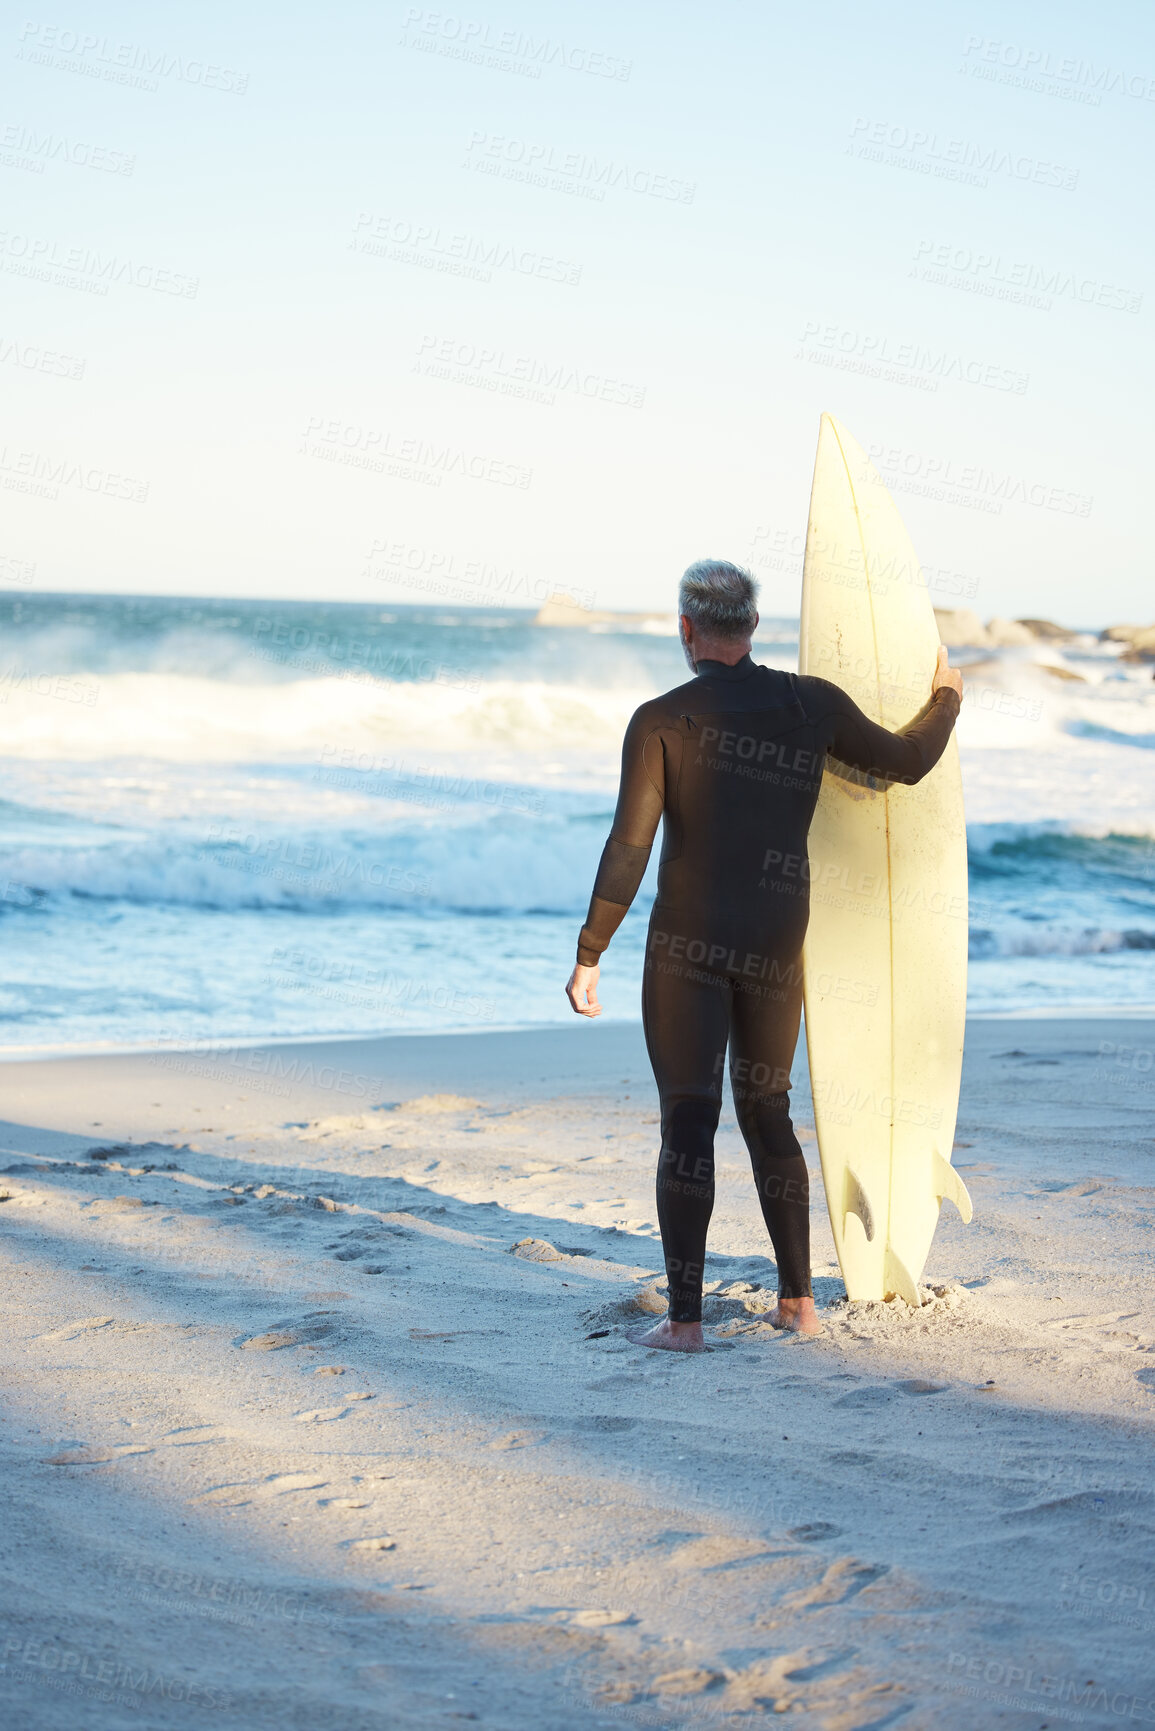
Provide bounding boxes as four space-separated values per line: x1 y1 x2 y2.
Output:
626 1317 708 1353
766 1295 823 1336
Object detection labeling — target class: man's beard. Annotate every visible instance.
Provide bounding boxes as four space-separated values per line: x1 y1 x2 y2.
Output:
679 621 696 672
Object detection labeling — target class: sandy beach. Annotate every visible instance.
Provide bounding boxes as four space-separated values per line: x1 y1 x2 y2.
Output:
1 1016 1153 1728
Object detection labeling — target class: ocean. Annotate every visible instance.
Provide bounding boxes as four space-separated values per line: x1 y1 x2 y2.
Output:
2 592 1153 1055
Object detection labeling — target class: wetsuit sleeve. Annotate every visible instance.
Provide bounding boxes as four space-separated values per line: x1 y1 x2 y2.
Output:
576 709 665 966
805 678 961 784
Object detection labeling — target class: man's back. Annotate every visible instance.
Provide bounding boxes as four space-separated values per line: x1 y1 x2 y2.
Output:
577 653 959 969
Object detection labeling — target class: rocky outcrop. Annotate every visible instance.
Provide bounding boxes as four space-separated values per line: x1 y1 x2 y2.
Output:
935 611 1096 650
934 608 991 647
532 592 674 629
1015 618 1081 643
985 618 1035 648
1100 623 1155 661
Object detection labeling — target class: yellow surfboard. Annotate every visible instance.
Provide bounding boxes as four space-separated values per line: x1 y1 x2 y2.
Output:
798 414 972 1303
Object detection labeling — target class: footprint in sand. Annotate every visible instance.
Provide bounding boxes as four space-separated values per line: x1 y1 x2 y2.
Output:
570 1609 634 1628
593 1683 638 1706
1046 1310 1142 1333
43 1444 151 1466
782 1649 859 1683
488 1430 548 1451
668 1536 775 1571
295 1406 350 1423
348 1536 396 1553
193 1484 255 1507
39 1316 115 1343
651 1668 725 1697
833 1386 893 1408
319 1496 372 1510
787 1522 842 1543
161 1426 220 1449
510 1238 564 1262
781 1558 889 1609
238 1317 335 1352
195 1472 328 1506
314 1366 347 1376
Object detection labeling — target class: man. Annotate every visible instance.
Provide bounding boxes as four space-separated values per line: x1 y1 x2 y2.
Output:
565 560 963 1351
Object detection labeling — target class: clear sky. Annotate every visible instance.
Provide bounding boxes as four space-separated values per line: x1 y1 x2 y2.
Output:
2 0 1152 624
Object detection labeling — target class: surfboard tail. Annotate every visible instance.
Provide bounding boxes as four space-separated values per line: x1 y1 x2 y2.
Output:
883 1246 920 1307
932 1150 974 1224
842 1166 876 1243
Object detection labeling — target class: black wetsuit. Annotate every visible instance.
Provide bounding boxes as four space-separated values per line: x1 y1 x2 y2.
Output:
576 655 961 1322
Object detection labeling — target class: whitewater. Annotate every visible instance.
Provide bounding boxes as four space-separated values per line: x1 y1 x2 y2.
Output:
1 592 1152 1053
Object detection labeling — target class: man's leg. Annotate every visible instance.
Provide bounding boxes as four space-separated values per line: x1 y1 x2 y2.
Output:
629 929 730 1352
729 975 821 1335
654 1094 721 1322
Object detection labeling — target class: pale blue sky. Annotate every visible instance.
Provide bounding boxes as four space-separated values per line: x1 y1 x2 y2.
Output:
2 0 1152 622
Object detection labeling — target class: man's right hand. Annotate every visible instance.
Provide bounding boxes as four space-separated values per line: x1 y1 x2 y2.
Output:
566 962 602 1018
932 644 964 699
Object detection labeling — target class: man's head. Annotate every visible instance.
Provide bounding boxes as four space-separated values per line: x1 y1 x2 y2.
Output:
678 559 760 671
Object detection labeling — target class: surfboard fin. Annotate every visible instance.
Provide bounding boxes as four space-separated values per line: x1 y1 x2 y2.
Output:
842 1166 875 1243
932 1151 973 1224
883 1246 920 1307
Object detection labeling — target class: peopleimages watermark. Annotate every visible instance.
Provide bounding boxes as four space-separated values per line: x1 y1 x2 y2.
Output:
1097 1039 1155 1098
865 441 1093 519
0 552 36 585
0 445 148 504
149 1036 397 1098
0 666 99 706
267 945 497 1023
0 121 135 177
413 333 646 409
794 320 1028 395
958 35 1155 106
747 523 980 599
847 116 1079 190
15 21 249 95
813 1075 941 1129
363 537 595 610
941 1650 1155 1722
0 333 86 380
0 229 198 298
109 1557 336 1633
249 616 482 691
314 746 546 815
201 824 431 901
2 1634 231 1712
398 9 632 82
350 211 582 286
300 416 532 491
463 131 695 203
1058 1571 1155 1633
146 1039 392 1100
911 240 1142 316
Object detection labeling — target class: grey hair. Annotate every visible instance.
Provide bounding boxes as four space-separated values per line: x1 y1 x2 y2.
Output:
678 559 759 640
